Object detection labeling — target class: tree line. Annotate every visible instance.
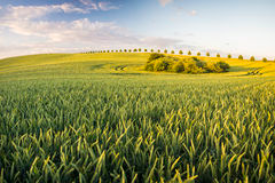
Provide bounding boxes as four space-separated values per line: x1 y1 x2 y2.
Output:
86 49 272 62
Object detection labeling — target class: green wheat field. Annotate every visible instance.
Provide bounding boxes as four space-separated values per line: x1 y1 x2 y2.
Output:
1 53 275 183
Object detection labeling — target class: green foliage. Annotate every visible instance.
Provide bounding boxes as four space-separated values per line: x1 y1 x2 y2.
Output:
134 49 137 52
250 56 255 61
144 49 148 52
148 53 165 63
145 54 230 74
124 49 127 53
138 48 142 52
197 52 201 56
228 54 232 59
206 52 210 57
164 49 168 54
188 51 192 55
263 57 267 62
238 55 243 60
151 49 154 53
157 49 161 53
172 61 185 72
217 53 220 58
179 50 183 55
128 49 132 53
171 50 175 54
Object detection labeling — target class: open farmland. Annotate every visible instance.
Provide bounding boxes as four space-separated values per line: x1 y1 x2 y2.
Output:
1 53 275 182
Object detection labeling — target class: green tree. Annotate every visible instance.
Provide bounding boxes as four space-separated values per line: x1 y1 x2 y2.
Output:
188 51 192 56
197 52 201 56
128 49 132 53
144 49 148 52
151 49 154 53
238 55 243 60
124 49 127 53
228 54 232 59
179 50 183 55
250 56 255 61
216 53 220 58
171 50 175 54
158 49 161 53
206 52 210 57
133 49 137 52
164 49 168 54
138 48 142 52
119 49 122 52
263 57 267 62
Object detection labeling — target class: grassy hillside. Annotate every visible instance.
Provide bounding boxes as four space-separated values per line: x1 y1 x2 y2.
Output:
1 53 275 182
1 53 275 81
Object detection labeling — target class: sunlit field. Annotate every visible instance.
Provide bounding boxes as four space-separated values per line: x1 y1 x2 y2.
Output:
1 53 275 182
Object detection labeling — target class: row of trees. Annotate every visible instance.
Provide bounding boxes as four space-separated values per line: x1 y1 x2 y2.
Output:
87 49 271 62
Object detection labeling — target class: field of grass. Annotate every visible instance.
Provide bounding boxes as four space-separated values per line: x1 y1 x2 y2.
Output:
1 53 275 182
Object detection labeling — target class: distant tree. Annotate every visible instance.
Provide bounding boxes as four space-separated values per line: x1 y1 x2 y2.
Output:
103 50 106 53
179 50 183 55
164 49 168 54
217 53 220 58
133 49 137 52
111 50 114 53
138 48 142 52
188 51 192 56
119 49 123 52
238 55 243 60
151 49 154 53
197 52 201 56
158 49 161 53
124 49 127 53
171 50 175 54
263 57 267 62
250 56 255 61
129 49 132 53
107 50 110 53
116 50 118 53
144 49 148 52
228 54 232 59
206 52 210 57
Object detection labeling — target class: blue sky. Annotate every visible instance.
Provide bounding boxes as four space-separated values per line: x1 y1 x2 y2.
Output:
0 0 274 59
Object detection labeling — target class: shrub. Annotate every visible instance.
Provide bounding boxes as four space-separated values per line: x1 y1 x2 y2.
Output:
128 49 132 53
171 50 175 54
250 56 255 61
179 50 183 55
215 61 230 72
188 51 192 55
144 62 154 71
217 53 220 58
206 52 210 57
197 52 201 56
138 48 142 52
238 55 243 60
144 49 148 52
148 53 165 63
119 49 122 52
164 49 168 54
154 59 169 71
263 58 267 62
151 49 154 53
158 49 161 53
133 49 137 52
124 49 127 53
228 54 232 59
172 62 185 73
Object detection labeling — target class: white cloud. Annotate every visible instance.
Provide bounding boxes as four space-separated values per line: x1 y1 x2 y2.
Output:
79 0 119 11
159 0 173 7
98 2 119 11
0 4 182 58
